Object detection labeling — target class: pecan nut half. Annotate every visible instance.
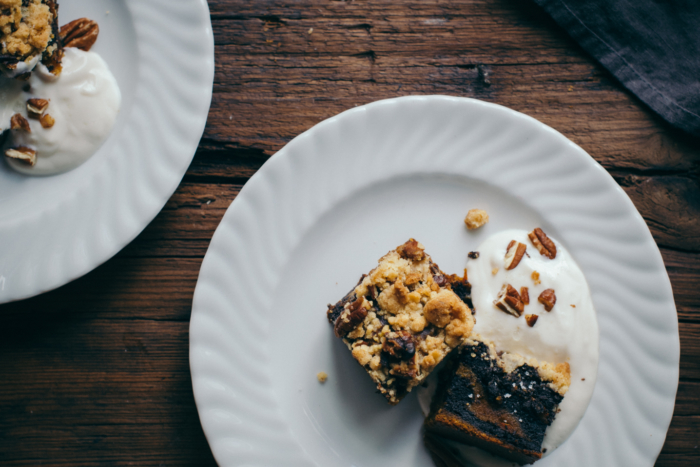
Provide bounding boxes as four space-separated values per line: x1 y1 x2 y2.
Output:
5 147 37 166
538 289 557 312
10 113 31 132
528 228 557 259
504 240 527 270
334 296 367 337
60 18 100 51
494 284 525 317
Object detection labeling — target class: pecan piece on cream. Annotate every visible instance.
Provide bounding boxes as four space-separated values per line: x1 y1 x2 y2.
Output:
504 240 527 270
27 98 49 118
334 296 368 337
494 284 525 317
397 238 425 261
528 227 557 259
538 289 557 312
5 147 37 166
520 287 530 305
525 314 539 327
10 113 31 132
40 114 55 129
60 18 100 51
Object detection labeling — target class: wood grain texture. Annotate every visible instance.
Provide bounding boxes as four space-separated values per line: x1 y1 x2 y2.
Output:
0 0 698 465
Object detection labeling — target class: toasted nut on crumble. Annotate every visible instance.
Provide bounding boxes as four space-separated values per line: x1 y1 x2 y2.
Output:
27 98 49 117
397 238 425 261
5 147 37 166
40 114 55 129
494 284 525 317
538 289 557 312
10 114 31 132
464 209 489 230
60 18 100 51
504 240 527 270
525 314 539 327
334 296 367 337
528 228 557 259
520 287 530 305
382 331 416 360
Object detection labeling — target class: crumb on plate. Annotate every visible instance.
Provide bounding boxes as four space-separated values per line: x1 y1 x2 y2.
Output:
464 209 489 230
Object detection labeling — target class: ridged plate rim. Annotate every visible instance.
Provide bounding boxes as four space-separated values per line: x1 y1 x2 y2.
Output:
0 0 214 303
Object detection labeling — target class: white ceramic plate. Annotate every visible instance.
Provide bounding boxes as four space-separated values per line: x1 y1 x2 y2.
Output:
0 0 214 303
190 96 679 466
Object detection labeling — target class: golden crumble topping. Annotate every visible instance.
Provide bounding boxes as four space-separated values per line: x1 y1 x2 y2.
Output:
328 239 475 404
1 0 53 61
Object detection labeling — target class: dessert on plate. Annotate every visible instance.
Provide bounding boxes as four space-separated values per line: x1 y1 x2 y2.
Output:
326 239 475 404
324 224 597 464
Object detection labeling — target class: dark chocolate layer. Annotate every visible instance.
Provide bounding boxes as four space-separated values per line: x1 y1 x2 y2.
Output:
426 341 563 460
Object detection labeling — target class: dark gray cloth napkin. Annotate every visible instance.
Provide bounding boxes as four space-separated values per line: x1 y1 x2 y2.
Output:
533 0 700 137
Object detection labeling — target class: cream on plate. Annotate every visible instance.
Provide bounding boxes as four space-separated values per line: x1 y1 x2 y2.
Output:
2 47 121 175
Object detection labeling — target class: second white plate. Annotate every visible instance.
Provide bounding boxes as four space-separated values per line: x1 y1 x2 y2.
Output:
190 96 679 466
0 0 214 303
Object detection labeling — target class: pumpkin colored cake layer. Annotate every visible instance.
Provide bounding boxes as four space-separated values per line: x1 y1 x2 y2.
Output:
425 337 570 464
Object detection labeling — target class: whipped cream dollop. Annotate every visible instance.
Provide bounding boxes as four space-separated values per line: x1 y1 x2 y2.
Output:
3 47 121 175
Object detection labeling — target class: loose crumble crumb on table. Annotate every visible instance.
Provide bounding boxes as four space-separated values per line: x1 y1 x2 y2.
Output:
317 371 328 383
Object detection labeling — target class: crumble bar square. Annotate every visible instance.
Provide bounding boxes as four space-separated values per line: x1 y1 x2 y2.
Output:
326 239 475 405
425 337 570 464
0 0 62 76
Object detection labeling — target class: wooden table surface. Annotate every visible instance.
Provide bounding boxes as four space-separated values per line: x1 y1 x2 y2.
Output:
1 1 698 465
